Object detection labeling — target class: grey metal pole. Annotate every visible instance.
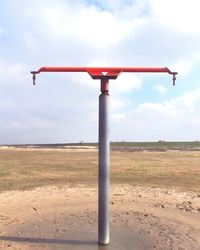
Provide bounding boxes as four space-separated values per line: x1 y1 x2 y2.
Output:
98 78 110 245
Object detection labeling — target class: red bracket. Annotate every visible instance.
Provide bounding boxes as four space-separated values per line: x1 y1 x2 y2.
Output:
87 69 122 80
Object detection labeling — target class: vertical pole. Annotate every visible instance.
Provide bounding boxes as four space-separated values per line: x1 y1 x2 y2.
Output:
98 77 110 245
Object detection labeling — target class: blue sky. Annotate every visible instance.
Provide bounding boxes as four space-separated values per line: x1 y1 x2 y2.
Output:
0 0 200 144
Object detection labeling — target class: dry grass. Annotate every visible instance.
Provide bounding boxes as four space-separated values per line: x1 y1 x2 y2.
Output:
111 151 200 191
0 148 200 192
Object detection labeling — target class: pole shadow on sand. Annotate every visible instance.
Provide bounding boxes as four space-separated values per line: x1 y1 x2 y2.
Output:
0 228 153 250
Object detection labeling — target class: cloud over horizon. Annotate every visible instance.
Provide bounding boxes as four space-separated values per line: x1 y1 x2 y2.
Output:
0 0 200 143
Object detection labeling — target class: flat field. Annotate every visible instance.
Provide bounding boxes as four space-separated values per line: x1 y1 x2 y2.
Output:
0 145 200 249
0 146 200 192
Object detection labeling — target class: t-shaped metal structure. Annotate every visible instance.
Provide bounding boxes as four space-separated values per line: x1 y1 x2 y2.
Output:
31 66 177 245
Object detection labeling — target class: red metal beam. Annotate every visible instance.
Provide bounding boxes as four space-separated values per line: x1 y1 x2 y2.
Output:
31 66 177 85
31 66 177 74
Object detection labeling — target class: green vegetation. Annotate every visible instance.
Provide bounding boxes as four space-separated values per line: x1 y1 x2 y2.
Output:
4 141 200 150
83 141 200 149
110 141 200 149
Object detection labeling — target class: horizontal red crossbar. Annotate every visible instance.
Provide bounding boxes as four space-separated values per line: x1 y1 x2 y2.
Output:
31 66 177 85
31 66 177 74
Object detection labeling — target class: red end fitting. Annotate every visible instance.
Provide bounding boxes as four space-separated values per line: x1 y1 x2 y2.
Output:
173 73 177 86
33 73 36 85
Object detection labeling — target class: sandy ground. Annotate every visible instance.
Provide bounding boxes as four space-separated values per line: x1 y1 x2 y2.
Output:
0 146 98 152
0 185 200 250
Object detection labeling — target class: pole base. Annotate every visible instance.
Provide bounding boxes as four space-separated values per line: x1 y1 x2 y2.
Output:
98 240 110 245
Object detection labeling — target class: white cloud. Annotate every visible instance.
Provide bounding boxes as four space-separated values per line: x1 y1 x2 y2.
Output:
172 54 200 75
111 113 126 121
138 87 200 119
177 88 200 111
111 74 142 95
42 3 147 49
172 59 194 76
110 74 142 123
137 101 179 118
111 96 126 112
114 87 200 141
0 60 29 85
1 0 200 143
150 0 200 34
153 84 167 94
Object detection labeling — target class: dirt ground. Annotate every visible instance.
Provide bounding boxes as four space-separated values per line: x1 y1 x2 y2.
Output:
0 185 200 250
